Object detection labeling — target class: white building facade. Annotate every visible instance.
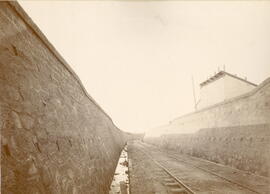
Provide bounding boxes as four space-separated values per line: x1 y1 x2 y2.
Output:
197 71 257 109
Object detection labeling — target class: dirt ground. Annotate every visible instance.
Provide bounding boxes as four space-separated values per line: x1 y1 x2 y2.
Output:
128 141 170 194
128 140 270 194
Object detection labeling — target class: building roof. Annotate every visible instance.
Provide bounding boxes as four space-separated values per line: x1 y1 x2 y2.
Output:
200 71 257 87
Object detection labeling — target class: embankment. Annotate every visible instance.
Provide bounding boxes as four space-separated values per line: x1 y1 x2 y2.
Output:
146 78 270 177
0 2 130 193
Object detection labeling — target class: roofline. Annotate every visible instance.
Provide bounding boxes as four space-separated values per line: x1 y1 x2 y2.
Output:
223 71 258 87
172 77 270 123
200 71 257 87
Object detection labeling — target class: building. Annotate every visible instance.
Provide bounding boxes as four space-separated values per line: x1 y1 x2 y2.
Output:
197 71 257 109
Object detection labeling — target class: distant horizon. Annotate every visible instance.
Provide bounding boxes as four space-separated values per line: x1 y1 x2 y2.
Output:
19 1 270 133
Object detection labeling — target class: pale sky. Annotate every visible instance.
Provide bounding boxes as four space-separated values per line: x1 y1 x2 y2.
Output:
19 1 270 133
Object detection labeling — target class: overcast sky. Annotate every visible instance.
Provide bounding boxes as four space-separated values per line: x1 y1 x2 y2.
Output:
19 1 270 133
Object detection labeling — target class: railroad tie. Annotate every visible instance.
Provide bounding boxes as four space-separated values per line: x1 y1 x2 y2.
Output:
156 175 168 178
163 178 175 183
155 172 166 175
170 188 187 194
154 170 164 173
165 182 180 187
157 175 166 177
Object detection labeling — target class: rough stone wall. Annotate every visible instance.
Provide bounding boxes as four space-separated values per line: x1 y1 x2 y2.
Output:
0 2 128 194
147 124 270 177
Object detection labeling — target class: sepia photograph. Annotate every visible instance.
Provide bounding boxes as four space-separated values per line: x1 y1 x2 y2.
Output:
1 1 270 193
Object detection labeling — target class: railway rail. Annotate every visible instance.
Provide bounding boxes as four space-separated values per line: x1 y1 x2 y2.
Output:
139 148 195 194
167 154 261 194
134 141 269 194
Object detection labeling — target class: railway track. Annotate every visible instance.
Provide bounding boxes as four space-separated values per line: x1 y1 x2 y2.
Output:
139 148 195 194
167 154 262 194
135 142 267 194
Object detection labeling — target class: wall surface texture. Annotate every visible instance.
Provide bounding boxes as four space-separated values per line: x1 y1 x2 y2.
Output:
0 2 129 194
146 78 270 177
147 124 270 177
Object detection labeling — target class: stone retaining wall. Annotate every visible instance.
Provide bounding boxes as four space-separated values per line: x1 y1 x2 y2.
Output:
0 2 129 193
147 124 270 177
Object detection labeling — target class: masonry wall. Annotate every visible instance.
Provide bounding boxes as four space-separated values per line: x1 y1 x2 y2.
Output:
147 124 270 177
0 2 128 194
146 78 270 177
